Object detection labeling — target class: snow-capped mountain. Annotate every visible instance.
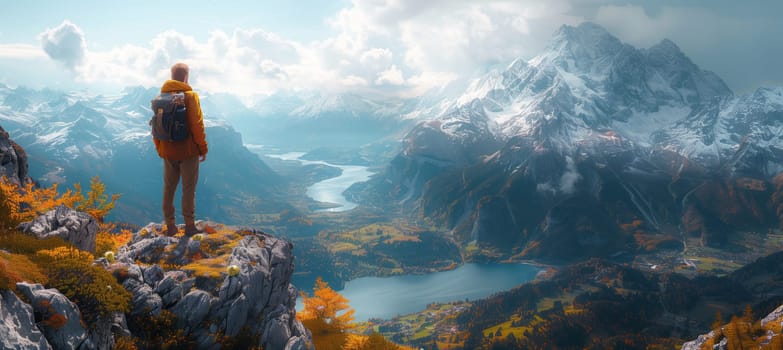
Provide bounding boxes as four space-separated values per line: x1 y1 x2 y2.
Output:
0 85 289 225
436 22 732 153
353 22 783 261
653 87 783 177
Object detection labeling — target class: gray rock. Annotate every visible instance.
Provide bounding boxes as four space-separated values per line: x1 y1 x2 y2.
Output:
87 313 124 350
762 304 783 327
681 330 715 350
116 223 312 349
123 278 162 317
119 234 176 264
684 304 783 349
17 205 98 252
0 126 31 186
286 336 311 350
16 283 90 350
262 311 292 350
225 294 249 337
142 265 165 287
172 290 213 330
111 312 131 338
155 272 189 308
0 289 51 349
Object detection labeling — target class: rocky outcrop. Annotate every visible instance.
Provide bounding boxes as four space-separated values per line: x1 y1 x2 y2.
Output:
18 205 98 252
0 289 51 349
16 283 91 350
0 126 30 185
114 222 312 349
681 304 783 349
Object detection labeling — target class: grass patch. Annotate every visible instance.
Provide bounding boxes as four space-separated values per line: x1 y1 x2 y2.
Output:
182 256 228 278
0 251 48 289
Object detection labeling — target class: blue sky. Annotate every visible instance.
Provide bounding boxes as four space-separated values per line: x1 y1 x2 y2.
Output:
1 0 781 98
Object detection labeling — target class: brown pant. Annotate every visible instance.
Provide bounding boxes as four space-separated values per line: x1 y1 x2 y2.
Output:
163 156 199 228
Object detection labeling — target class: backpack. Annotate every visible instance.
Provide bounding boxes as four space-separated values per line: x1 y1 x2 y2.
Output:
150 92 189 141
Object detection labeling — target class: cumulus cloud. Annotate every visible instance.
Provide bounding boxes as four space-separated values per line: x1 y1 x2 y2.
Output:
38 21 86 69
375 65 404 85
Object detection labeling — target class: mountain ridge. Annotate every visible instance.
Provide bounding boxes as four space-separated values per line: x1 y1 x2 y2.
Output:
352 22 783 264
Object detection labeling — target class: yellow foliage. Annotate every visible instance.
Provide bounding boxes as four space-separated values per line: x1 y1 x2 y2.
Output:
0 232 69 255
0 176 119 228
298 277 355 330
301 318 348 350
345 333 411 350
94 228 132 258
75 176 120 223
0 178 81 228
112 336 139 350
181 257 228 278
35 246 95 265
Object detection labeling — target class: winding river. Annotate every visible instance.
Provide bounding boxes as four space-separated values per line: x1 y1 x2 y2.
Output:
252 149 373 212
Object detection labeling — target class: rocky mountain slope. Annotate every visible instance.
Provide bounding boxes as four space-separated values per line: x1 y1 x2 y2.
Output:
354 22 783 262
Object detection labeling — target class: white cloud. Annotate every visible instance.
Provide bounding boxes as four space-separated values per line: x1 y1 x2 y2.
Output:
19 1 776 99
0 44 47 59
559 156 581 194
38 21 86 69
375 65 404 85
25 2 583 98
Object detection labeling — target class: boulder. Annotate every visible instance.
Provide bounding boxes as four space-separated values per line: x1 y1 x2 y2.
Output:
171 290 213 330
16 283 91 350
0 289 51 349
18 205 98 252
761 304 783 327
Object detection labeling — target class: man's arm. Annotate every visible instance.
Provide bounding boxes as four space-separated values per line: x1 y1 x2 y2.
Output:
187 92 208 157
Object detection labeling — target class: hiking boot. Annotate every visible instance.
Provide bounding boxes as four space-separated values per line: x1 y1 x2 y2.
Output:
184 225 199 237
165 223 179 236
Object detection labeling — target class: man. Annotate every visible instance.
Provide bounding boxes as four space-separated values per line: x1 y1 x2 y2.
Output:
153 62 208 236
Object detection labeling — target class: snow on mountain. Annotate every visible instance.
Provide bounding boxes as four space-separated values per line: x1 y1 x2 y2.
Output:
413 22 751 166
653 87 783 176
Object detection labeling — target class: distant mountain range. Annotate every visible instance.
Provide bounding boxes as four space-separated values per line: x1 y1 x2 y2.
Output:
0 85 290 225
1 22 781 253
352 22 783 261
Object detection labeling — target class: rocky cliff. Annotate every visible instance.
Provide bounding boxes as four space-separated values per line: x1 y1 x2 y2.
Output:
0 126 30 185
1 206 312 349
682 304 783 349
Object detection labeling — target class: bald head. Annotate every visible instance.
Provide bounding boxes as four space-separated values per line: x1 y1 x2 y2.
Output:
171 63 189 83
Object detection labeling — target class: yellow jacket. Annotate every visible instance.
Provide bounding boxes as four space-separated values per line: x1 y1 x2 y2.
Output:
153 80 208 160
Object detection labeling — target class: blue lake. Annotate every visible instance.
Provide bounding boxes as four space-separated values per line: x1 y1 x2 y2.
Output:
336 263 541 321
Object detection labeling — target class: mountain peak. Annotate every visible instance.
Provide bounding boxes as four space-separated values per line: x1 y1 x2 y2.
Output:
646 38 690 64
542 22 626 64
652 38 681 52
